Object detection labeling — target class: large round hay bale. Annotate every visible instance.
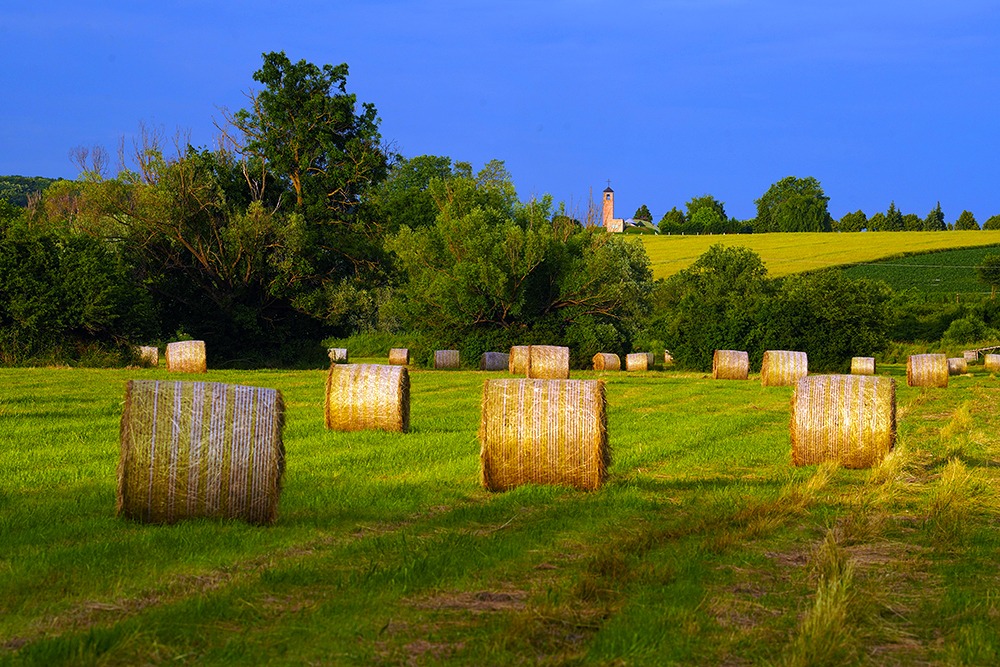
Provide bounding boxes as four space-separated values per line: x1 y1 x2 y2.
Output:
984 353 1000 372
907 354 949 388
526 345 570 379
434 350 460 369
480 351 510 371
388 348 409 365
328 348 349 363
761 350 808 387
850 357 876 375
625 352 649 372
790 374 896 469
166 341 207 374
325 364 410 433
947 357 968 375
137 346 158 368
479 379 608 491
509 346 530 374
963 350 978 363
118 380 285 524
592 353 621 371
713 350 749 380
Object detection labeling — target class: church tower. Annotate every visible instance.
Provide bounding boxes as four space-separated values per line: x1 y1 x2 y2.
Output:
602 184 624 233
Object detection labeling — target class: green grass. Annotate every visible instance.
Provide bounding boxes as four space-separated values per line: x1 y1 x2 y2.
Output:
3 363 1000 664
841 245 1000 296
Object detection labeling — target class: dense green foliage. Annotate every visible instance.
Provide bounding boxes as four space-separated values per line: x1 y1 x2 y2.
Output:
0 175 58 207
754 176 832 233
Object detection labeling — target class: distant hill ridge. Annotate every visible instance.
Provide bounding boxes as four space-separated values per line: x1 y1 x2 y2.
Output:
0 175 60 207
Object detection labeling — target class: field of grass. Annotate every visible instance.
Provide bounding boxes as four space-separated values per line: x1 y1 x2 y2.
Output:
4 363 1000 665
841 245 1000 297
640 231 1000 280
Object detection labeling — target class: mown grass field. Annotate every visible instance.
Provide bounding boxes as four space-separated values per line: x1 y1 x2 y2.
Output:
4 363 1000 665
640 231 1000 280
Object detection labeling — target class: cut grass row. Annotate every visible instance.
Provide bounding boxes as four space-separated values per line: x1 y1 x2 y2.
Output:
2 364 1000 664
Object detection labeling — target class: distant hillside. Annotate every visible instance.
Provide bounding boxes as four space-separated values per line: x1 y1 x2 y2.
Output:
0 175 60 207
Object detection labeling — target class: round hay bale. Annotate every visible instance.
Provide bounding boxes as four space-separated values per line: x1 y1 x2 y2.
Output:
984 353 1000 372
625 352 649 372
434 350 460 370
963 350 978 363
137 346 158 368
166 341 207 374
388 348 410 365
509 346 530 374
325 364 410 433
328 348 349 363
947 357 968 375
850 357 876 375
907 354 949 388
713 350 749 380
118 380 285 524
526 345 570 379
479 378 608 491
761 350 808 387
790 374 896 469
480 351 510 371
592 353 621 371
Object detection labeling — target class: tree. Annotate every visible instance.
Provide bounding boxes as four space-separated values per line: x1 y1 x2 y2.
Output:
902 213 922 231
954 210 979 230
657 207 685 235
868 212 886 231
686 194 726 221
633 204 652 222
837 210 867 232
976 253 1000 298
882 202 904 231
360 154 453 233
923 202 946 231
754 176 832 233
690 207 726 234
983 214 1000 230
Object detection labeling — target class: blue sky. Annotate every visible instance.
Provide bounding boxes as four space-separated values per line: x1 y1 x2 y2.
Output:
2 1 999 223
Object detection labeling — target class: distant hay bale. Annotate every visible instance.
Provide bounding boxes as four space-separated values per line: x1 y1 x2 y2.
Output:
850 357 876 375
328 348 349 363
625 352 649 372
388 348 409 365
963 350 978 363
526 345 570 379
712 350 749 380
984 354 1000 372
479 379 608 491
434 350 460 370
480 351 510 371
325 364 410 433
907 354 949 388
166 341 207 374
663 351 674 367
947 357 968 375
509 346 530 374
761 350 808 387
790 374 896 469
137 346 158 368
592 353 621 371
117 380 285 524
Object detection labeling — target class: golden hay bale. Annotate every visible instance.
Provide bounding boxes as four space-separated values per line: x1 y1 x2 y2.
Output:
328 348 349 363
947 357 968 375
592 353 621 371
625 352 649 372
434 349 460 369
984 353 1000 372
118 380 285 524
479 379 608 491
388 348 409 365
166 341 207 374
526 345 570 379
325 364 410 433
712 350 749 380
963 350 978 363
137 346 158 367
790 374 895 469
907 354 949 388
850 357 876 375
480 351 510 371
509 346 530 374
761 350 808 387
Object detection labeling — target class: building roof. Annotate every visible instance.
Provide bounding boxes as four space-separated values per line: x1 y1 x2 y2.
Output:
603 186 614 193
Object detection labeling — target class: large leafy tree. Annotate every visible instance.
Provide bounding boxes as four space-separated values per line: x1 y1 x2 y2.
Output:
954 210 980 230
658 207 686 234
754 176 832 232
836 210 867 232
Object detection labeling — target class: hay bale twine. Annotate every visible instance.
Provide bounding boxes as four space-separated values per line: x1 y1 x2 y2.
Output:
479 379 608 491
963 350 978 363
325 363 409 433
592 353 621 371
790 374 896 469
526 345 570 379
137 346 158 367
984 353 1000 372
434 350 460 370
509 346 530 374
906 354 949 388
947 357 968 375
625 352 649 372
713 350 749 380
850 357 876 375
117 380 285 524
388 348 410 365
761 350 808 387
480 351 510 371
166 341 207 374
328 348 349 363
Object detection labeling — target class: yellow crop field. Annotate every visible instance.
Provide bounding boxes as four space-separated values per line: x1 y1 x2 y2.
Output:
639 231 1000 280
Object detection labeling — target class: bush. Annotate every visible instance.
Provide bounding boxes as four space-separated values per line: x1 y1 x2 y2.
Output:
942 316 998 345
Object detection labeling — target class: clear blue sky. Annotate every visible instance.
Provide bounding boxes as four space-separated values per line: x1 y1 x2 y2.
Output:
3 1 999 223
